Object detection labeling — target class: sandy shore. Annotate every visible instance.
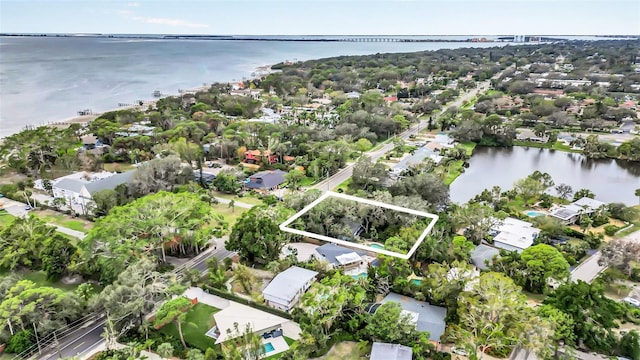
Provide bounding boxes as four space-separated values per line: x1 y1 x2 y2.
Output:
8 65 274 135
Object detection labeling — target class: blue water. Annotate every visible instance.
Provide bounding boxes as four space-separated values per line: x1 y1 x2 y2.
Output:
369 243 385 249
0 36 502 136
263 342 275 353
525 211 546 217
411 279 422 286
352 273 368 280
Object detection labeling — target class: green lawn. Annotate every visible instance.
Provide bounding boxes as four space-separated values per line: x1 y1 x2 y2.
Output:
443 160 465 185
264 337 297 359
334 178 353 193
32 209 93 232
158 302 219 351
0 212 15 228
514 140 581 154
15 270 83 292
211 202 247 228
459 141 477 156
214 192 263 206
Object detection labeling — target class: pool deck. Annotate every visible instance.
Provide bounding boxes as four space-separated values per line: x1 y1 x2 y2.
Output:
262 336 289 358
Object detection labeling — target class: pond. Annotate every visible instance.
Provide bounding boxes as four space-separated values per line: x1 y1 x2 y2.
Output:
449 146 640 206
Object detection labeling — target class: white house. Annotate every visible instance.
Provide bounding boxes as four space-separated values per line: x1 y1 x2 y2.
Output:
490 217 540 253
52 171 135 212
262 266 318 312
549 197 607 224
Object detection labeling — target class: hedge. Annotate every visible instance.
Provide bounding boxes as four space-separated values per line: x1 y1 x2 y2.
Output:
202 285 292 320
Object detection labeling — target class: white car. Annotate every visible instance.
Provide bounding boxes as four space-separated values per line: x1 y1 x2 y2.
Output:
623 297 640 308
451 347 469 356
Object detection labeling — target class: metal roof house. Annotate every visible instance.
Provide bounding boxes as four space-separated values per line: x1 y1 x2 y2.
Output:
262 266 318 312
315 243 367 270
52 171 135 213
244 169 287 192
490 217 540 253
549 197 607 224
470 244 501 270
379 293 447 345
370 342 412 360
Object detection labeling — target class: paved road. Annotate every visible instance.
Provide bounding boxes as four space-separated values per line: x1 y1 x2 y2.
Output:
311 80 491 192
37 245 234 360
570 251 606 283
570 230 640 284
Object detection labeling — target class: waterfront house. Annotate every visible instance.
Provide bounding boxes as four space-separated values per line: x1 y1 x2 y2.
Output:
370 342 412 360
244 170 287 193
490 217 540 253
262 266 318 312
392 147 443 174
549 197 607 224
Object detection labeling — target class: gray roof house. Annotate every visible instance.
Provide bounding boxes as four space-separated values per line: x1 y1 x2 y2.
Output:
470 244 501 270
244 170 287 191
52 171 135 213
315 243 367 269
262 266 318 312
370 342 412 360
380 293 447 343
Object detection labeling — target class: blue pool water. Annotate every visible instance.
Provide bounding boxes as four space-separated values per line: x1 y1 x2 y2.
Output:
352 273 368 280
369 243 385 249
525 211 546 217
263 342 275 353
411 279 422 286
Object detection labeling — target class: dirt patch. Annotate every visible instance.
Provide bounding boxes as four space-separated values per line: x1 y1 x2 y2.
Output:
61 274 84 285
312 341 365 360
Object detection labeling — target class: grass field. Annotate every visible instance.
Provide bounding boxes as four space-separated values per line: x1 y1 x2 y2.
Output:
32 209 93 232
0 212 15 228
513 140 582 154
158 303 219 351
211 202 247 228
214 192 264 206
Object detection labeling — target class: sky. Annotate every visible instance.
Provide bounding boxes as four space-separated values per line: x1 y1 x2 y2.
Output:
1 0 639 36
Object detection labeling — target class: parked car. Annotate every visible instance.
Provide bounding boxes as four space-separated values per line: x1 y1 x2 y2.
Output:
623 297 640 308
451 347 468 356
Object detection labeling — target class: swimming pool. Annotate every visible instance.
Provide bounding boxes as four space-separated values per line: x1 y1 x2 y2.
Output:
263 342 275 353
410 279 422 286
525 210 546 217
352 273 368 280
369 243 385 249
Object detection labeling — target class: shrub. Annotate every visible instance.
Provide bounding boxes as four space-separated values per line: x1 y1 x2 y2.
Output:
604 225 620 236
5 330 34 354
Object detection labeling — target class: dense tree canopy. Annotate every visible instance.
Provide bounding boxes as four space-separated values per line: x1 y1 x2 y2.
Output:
83 191 226 281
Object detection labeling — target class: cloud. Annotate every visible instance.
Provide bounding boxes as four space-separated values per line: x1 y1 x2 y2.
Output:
131 15 209 28
126 2 141 7
114 7 209 29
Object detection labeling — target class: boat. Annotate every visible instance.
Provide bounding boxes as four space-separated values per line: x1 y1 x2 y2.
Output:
153 90 162 97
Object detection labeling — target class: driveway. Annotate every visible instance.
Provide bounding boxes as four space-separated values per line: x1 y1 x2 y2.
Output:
570 251 606 283
183 287 230 309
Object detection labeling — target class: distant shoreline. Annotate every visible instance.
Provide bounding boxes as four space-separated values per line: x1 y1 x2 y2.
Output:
3 66 274 138
0 33 576 43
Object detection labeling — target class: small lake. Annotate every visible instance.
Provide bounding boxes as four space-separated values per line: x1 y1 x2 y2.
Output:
449 146 640 206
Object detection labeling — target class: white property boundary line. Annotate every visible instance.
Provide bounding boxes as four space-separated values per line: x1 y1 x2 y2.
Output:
279 191 439 260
